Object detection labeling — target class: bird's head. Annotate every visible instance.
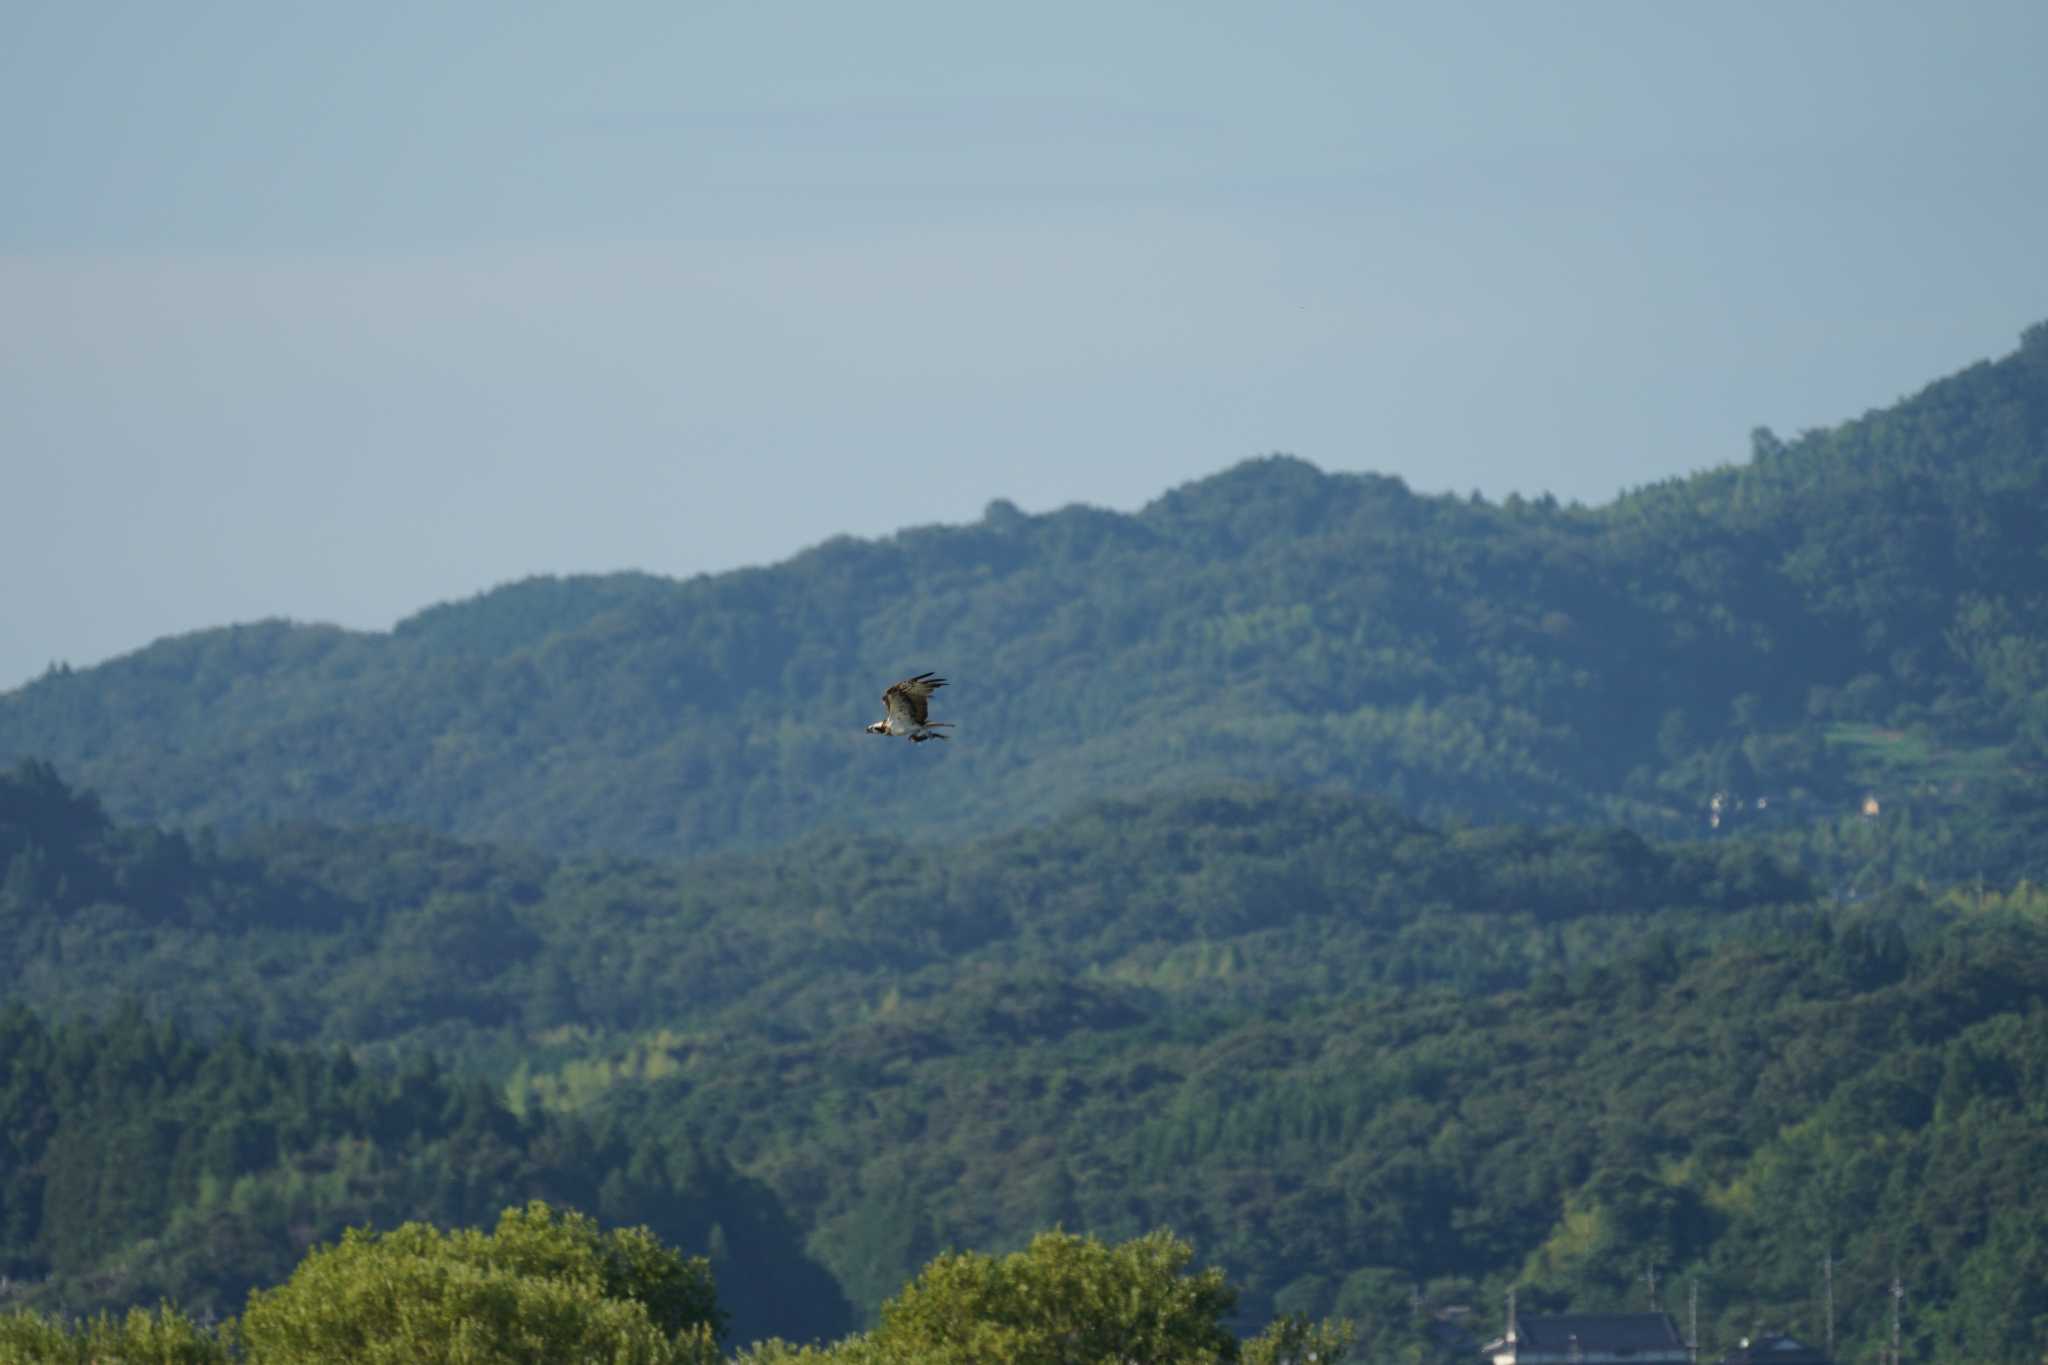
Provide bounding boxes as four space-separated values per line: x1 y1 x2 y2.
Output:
865 721 888 735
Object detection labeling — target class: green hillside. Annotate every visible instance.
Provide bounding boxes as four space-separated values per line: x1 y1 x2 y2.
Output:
0 760 1820 1057
0 1000 850 1346
5 325 2044 861
8 761 2048 1358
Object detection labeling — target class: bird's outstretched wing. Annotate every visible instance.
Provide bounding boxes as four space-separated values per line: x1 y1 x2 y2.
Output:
882 672 946 728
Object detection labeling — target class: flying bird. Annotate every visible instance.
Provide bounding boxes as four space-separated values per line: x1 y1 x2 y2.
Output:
866 672 953 743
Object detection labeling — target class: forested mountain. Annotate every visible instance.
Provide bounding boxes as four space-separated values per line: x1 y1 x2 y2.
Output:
4 325 2044 862
8 762 2048 1359
4 327 2047 1360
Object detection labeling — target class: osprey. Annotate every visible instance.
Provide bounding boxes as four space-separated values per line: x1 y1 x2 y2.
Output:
866 672 953 743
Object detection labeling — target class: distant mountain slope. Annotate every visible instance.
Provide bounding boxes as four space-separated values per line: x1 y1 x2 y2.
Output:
0 759 1817 1056
10 766 2045 1359
4 324 2044 858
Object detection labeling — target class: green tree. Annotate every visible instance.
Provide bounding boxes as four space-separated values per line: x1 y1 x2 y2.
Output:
0 1303 229 1364
734 1230 1353 1365
866 1228 1242 1365
237 1202 721 1365
1239 1312 1359 1365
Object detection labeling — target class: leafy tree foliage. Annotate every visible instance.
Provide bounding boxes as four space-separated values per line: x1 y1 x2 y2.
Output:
865 1229 1241 1364
1 1203 725 1363
237 1203 720 1364
4 1223 1352 1365
738 1230 1352 1365
0 1302 229 1364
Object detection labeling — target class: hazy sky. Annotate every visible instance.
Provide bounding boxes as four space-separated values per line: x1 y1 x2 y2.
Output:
5 1 2046 690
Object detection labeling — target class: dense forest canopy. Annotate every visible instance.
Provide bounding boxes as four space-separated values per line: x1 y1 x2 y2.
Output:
0 990 849 1346
2 324 2047 1360
4 324 2044 862
6 761 2048 1359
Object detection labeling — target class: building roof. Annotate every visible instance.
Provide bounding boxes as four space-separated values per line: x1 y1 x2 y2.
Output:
1716 1333 1832 1364
1502 1313 1688 1353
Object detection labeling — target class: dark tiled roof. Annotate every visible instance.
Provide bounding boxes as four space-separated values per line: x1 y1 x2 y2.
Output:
1717 1333 1832 1364
1514 1314 1687 1352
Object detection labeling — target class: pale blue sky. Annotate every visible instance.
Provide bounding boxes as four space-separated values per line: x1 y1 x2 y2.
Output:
5 1 2046 688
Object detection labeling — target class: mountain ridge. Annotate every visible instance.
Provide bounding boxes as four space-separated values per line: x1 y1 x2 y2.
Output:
5 324 2044 859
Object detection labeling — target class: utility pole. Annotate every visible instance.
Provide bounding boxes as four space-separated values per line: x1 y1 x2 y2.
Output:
1645 1261 1660 1311
1890 1271 1904 1365
1821 1251 1834 1362
1688 1279 1700 1365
